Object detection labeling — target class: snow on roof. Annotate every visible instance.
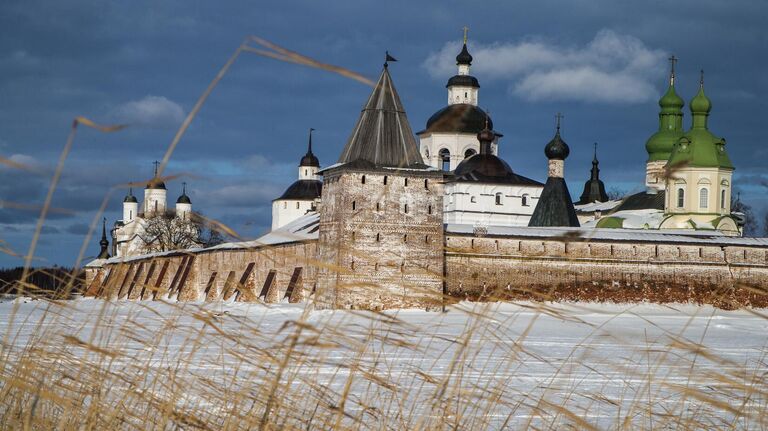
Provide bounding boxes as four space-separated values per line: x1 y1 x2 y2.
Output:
574 199 622 212
581 209 666 230
89 213 320 267
446 223 768 247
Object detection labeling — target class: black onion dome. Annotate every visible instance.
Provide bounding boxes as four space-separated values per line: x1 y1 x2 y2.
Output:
419 104 496 135
453 155 543 186
123 193 138 203
145 179 166 190
275 180 322 201
176 194 191 204
545 131 570 160
446 75 480 89
300 152 319 167
456 43 473 65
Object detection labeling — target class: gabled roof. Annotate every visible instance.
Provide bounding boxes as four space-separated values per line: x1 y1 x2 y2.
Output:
337 66 424 168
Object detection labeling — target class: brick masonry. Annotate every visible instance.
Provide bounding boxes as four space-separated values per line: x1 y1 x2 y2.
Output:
85 225 768 309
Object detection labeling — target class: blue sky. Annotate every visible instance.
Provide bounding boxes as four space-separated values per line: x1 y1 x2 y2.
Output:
1 0 767 267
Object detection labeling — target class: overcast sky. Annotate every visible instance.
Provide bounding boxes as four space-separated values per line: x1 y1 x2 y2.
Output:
1 0 766 267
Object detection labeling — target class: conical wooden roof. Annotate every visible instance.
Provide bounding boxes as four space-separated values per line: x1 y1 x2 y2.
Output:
337 66 424 168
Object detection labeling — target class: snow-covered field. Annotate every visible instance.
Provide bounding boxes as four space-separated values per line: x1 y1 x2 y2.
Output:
1 298 766 429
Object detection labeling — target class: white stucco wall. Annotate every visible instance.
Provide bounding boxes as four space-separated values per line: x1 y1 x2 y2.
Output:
443 182 543 227
272 199 316 230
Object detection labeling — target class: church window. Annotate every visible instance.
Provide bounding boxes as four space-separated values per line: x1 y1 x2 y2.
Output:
296 202 300 209
374 263 379 271
361 175 366 184
351 231 355 241
376 202 380 211
425 235 430 243
471 196 477 203
304 169 308 176
495 193 503 205
283 202 287 209
464 149 476 159
404 204 409 213
677 188 685 208
424 179 428 189
404 178 408 186
129 210 133 220
404 234 407 243
428 205 432 214
154 201 158 213
384 176 388 185
425 149 430 159
721 189 726 209
699 188 709 209
351 260 355 270
522 194 530 207
352 201 356 210
439 149 450 171
464 91 468 98
376 233 380 242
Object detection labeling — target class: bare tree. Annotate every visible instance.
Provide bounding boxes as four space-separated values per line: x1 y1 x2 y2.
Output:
607 186 627 201
731 193 758 237
139 213 202 253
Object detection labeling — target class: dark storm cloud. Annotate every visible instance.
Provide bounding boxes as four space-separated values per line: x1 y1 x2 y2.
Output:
0 0 766 265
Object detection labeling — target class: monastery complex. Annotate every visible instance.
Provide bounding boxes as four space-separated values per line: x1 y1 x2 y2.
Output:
85 39 768 309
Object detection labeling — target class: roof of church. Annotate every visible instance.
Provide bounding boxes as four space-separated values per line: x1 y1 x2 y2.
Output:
528 177 580 227
577 145 609 205
456 43 473 65
336 65 424 169
611 190 665 212
123 189 138 203
300 129 320 167
418 104 499 136
145 178 166 190
453 125 541 186
446 75 479 88
275 179 322 201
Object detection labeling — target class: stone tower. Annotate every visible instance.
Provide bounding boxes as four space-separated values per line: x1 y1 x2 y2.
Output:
316 62 445 310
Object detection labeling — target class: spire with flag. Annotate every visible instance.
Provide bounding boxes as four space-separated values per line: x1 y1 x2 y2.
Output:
384 51 397 67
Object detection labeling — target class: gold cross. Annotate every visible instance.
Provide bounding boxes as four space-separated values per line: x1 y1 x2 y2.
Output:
462 26 469 44
152 160 160 176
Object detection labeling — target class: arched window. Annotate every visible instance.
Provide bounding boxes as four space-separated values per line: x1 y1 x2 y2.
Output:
470 196 477 203
383 176 388 185
424 179 428 189
464 149 477 159
699 188 709 209
495 193 502 205
352 201 356 210
376 233 380 242
403 234 408 243
376 202 380 211
404 178 408 187
296 202 300 209
304 169 308 176
721 189 726 209
428 205 432 214
522 194 530 207
425 149 430 159
425 235 430 243
439 149 451 171
361 175 366 184
404 204 408 213
677 188 685 208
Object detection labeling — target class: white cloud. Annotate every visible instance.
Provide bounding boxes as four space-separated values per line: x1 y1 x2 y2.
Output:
423 29 666 104
112 95 185 128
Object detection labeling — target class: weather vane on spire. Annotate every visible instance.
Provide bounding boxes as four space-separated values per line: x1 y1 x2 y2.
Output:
463 26 469 44
668 55 678 85
384 51 397 68
555 112 564 132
